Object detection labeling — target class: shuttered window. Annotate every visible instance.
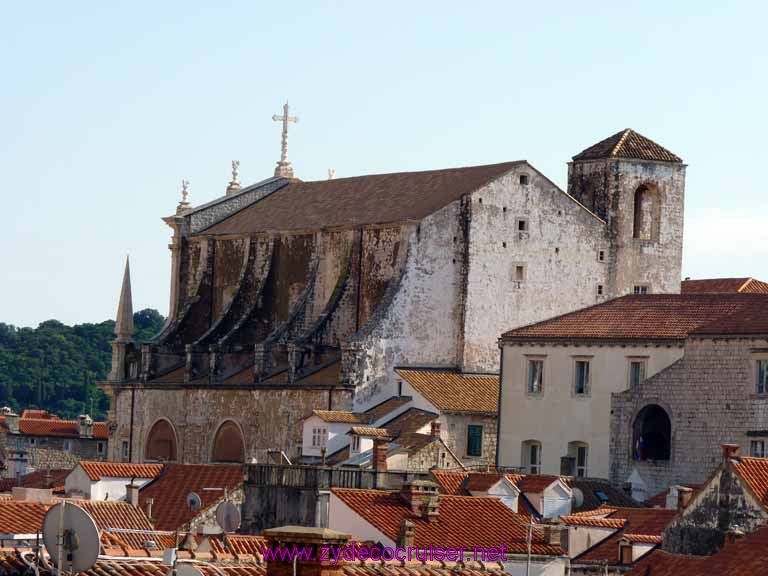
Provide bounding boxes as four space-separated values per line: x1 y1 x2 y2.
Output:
467 425 483 457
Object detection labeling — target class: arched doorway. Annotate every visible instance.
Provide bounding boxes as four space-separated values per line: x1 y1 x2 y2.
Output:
145 419 177 462
211 420 245 463
633 404 671 461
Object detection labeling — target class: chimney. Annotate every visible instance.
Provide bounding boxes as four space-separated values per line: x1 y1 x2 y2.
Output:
3 408 20 434
262 525 350 576
430 420 441 440
543 525 562 546
397 520 415 549
400 480 441 518
79 414 94 438
373 438 388 473
721 444 740 462
676 486 693 510
126 482 140 507
12 487 53 503
145 497 154 521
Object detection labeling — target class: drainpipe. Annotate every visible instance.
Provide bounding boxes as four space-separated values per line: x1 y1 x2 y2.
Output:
495 342 504 468
129 385 136 462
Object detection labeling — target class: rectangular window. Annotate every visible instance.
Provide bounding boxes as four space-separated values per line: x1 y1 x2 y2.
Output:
574 360 590 395
121 440 129 461
633 285 649 295
527 359 544 394
528 444 541 475
597 284 604 296
576 446 588 477
598 249 606 262
757 360 768 395
352 435 360 452
28 437 36 446
63 440 72 452
513 264 527 285
629 360 647 388
467 425 483 457
97 442 105 455
312 427 328 448
751 440 766 458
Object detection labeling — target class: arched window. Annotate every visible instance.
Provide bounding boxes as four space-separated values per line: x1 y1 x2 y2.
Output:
211 420 245 463
522 440 542 475
145 419 177 462
633 404 671 461
632 185 660 241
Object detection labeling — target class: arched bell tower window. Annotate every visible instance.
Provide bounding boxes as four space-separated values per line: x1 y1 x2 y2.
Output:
211 420 245 463
145 419 178 462
633 404 671 461
632 185 661 241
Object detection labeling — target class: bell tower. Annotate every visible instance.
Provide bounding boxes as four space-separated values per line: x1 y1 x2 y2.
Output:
568 128 686 295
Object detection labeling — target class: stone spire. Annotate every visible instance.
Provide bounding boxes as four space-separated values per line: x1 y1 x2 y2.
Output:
114 256 134 342
272 101 298 178
226 160 242 196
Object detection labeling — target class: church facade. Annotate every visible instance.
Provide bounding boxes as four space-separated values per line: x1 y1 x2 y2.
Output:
100 127 685 465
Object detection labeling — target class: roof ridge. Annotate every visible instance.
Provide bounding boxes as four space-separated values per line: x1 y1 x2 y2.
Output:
610 129 633 157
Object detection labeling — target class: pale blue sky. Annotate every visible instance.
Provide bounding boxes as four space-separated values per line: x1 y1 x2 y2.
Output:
1 1 766 327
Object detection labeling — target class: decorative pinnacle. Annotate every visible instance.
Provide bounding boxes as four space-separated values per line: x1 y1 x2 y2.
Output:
177 179 191 214
272 101 298 178
226 160 242 196
328 168 336 180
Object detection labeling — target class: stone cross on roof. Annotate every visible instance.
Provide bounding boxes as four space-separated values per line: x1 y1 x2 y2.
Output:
272 101 298 178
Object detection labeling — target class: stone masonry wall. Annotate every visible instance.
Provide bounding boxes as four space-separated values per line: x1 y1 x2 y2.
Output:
439 413 497 469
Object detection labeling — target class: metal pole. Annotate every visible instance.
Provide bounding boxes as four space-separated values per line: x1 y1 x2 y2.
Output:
56 501 65 576
526 520 532 576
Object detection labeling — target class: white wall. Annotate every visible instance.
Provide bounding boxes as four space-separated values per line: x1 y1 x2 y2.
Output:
302 416 349 458
566 526 617 558
64 465 92 498
498 342 684 478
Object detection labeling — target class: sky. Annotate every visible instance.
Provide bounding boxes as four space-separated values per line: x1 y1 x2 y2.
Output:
1 1 766 327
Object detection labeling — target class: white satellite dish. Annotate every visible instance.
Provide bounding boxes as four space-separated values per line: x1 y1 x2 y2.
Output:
167 563 205 576
186 491 202 513
571 487 584 509
215 501 241 532
42 502 100 573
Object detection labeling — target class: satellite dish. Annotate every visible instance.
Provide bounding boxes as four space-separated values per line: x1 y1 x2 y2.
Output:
186 491 202 512
571 487 584 509
42 502 100 573
168 564 205 576
215 501 241 532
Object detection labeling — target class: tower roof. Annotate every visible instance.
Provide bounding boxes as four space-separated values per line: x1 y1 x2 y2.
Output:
114 256 134 341
572 128 682 163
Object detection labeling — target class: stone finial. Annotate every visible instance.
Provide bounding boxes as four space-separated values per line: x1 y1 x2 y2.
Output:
114 256 135 342
226 160 242 196
272 101 298 179
328 168 336 180
176 179 191 214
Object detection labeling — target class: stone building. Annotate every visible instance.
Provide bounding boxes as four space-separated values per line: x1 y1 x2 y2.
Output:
0 408 108 477
611 294 768 497
101 127 685 465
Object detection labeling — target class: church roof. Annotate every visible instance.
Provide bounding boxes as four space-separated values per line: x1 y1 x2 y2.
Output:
200 161 524 235
572 129 682 163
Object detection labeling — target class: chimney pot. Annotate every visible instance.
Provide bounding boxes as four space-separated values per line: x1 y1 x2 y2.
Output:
676 486 693 510
721 444 740 462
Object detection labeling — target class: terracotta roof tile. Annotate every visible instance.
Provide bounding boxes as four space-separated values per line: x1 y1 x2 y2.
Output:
332 488 563 555
430 470 470 495
0 469 70 494
681 277 768 294
564 478 644 512
79 461 164 482
20 410 55 419
572 129 682 163
348 427 394 439
518 475 561 494
363 396 413 421
138 464 245 531
312 410 373 424
0 416 109 439
396 369 499 415
560 515 626 529
731 457 768 506
202 162 524 235
378 408 437 436
0 500 48 534
502 294 768 341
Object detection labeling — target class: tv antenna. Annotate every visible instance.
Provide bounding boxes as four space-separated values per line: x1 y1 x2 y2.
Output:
186 491 202 513
215 501 241 533
42 501 100 574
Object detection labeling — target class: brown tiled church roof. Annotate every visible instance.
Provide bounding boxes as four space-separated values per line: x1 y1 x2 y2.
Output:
572 128 682 163
396 368 499 415
202 161 524 235
501 294 768 342
681 277 768 294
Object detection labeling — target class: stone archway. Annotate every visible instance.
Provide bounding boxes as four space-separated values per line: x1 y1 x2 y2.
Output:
145 419 178 462
633 404 671 461
632 184 661 241
211 420 245 463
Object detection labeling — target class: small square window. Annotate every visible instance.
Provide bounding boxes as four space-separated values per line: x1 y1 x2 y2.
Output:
597 284 604 296
598 249 607 262
29 438 36 446
519 174 530 185
527 359 544 394
757 360 768 395
751 440 766 458
574 360 590 395
514 265 526 283
517 219 528 232
633 285 649 295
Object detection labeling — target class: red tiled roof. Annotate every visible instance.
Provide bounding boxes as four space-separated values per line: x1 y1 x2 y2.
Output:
202 162 524 235
575 508 677 566
691 297 768 336
0 416 109 439
681 277 768 294
567 506 618 517
0 500 48 534
572 129 682 163
348 427 394 439
312 410 373 424
332 488 563 555
645 484 701 508
518 475 561 494
560 515 626 529
431 470 470 496
502 294 768 341
363 396 413 421
79 461 164 482
731 457 768 506
139 464 245 531
0 469 71 494
378 408 437 436
396 369 499 415
20 409 55 419
463 472 506 493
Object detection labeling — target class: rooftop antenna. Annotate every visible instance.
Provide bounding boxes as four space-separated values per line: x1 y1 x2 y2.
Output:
42 501 100 574
186 491 202 513
215 500 241 533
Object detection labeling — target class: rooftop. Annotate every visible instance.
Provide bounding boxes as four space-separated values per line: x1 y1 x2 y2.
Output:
0 413 108 439
681 277 768 294
78 461 164 481
501 294 768 342
311 410 373 425
0 469 70 494
571 128 682 163
396 368 499 415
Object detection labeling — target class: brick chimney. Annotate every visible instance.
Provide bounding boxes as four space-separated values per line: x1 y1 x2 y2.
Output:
721 444 740 462
373 438 388 472
78 414 94 438
676 486 693 510
262 526 350 576
397 519 415 548
3 407 20 434
430 420 441 440
400 480 441 520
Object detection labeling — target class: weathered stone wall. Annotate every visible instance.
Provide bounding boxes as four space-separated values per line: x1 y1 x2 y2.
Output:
1 435 105 478
611 337 768 496
462 166 609 371
438 413 497 468
405 439 464 472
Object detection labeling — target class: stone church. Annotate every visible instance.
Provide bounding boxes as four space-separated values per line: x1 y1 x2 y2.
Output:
100 123 686 465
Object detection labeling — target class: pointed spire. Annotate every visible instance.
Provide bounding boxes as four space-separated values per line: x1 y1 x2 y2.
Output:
115 256 134 342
